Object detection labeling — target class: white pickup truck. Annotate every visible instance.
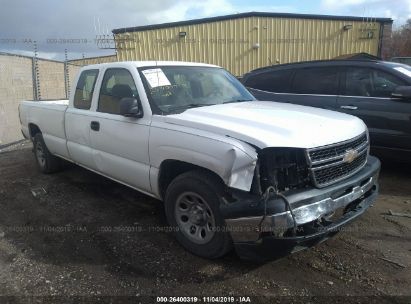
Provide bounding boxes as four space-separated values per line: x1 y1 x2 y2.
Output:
19 61 380 260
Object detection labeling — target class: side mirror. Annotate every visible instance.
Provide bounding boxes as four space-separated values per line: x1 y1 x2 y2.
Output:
391 86 411 100
119 97 143 118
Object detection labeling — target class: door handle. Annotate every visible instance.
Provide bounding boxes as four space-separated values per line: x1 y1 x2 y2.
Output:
90 121 100 131
340 105 358 110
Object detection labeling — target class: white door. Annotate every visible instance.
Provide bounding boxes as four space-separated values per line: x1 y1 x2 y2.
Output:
89 67 152 193
65 69 99 170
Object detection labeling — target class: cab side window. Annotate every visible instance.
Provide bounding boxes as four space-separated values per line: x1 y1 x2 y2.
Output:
292 67 338 95
344 67 405 98
244 70 293 93
73 69 99 110
98 68 139 115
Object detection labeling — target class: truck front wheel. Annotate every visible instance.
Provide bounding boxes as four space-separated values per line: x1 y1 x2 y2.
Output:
165 171 233 258
33 133 61 173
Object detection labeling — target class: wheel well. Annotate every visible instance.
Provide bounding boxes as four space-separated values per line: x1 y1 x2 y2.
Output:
158 160 226 199
28 123 41 138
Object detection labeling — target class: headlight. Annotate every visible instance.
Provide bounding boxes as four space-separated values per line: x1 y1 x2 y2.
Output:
258 147 310 192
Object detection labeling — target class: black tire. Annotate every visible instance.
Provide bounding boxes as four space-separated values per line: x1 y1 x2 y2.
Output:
165 170 233 258
33 133 62 173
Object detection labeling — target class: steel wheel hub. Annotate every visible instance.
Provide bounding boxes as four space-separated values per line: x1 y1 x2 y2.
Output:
175 192 216 244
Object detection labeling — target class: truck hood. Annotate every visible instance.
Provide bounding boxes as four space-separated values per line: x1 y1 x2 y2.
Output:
163 101 366 149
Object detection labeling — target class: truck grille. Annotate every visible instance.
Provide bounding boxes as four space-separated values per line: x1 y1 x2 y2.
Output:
307 133 368 187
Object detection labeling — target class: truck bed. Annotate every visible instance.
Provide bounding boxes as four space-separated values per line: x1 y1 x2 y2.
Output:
19 99 69 158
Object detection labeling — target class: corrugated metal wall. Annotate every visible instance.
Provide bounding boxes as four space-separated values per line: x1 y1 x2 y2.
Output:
114 16 382 76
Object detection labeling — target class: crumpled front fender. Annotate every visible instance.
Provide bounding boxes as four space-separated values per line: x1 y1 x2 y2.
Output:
149 123 258 193
223 146 257 191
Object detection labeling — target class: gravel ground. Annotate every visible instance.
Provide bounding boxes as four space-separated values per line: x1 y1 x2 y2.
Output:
0 141 410 303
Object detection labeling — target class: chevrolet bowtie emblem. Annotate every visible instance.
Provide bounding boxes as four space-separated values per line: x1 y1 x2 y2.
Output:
343 149 359 163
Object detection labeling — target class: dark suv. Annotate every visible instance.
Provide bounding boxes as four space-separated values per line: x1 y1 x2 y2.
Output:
242 60 411 161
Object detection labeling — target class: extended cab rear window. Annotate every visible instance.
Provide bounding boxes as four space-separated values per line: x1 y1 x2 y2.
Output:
73 69 99 110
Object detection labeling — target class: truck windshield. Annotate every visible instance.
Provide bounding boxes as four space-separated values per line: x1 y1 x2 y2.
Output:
138 66 255 114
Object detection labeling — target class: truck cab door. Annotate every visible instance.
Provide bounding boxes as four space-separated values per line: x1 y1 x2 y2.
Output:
65 69 99 170
89 67 152 193
337 67 411 154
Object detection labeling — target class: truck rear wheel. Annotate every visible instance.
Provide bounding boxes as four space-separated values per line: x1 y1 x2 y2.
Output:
165 171 232 258
33 133 61 173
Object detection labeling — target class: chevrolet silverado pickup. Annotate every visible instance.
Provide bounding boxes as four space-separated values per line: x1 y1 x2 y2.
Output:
19 61 380 260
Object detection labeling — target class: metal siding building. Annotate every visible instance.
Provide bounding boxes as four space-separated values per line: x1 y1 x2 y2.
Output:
113 12 393 76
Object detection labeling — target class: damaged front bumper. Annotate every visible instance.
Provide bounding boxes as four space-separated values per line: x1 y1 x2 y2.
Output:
222 156 380 261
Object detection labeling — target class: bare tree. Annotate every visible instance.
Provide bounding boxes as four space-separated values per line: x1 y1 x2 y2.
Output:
390 19 411 57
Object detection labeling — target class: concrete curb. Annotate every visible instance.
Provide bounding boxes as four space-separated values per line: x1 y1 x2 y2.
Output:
0 139 26 150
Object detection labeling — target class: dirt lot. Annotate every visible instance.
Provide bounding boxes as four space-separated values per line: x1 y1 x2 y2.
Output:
0 141 410 303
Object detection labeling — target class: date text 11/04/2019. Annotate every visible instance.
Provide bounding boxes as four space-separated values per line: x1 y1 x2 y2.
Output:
156 296 252 303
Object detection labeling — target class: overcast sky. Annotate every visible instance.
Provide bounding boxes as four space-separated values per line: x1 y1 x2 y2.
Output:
1 0 410 61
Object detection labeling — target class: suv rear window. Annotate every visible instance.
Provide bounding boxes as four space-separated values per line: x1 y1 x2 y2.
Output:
244 69 293 93
292 67 338 95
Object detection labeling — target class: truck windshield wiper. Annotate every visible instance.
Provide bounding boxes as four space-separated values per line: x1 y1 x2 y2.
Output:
169 103 217 112
222 99 253 104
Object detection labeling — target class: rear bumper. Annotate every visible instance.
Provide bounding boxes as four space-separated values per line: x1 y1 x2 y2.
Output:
223 156 380 261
